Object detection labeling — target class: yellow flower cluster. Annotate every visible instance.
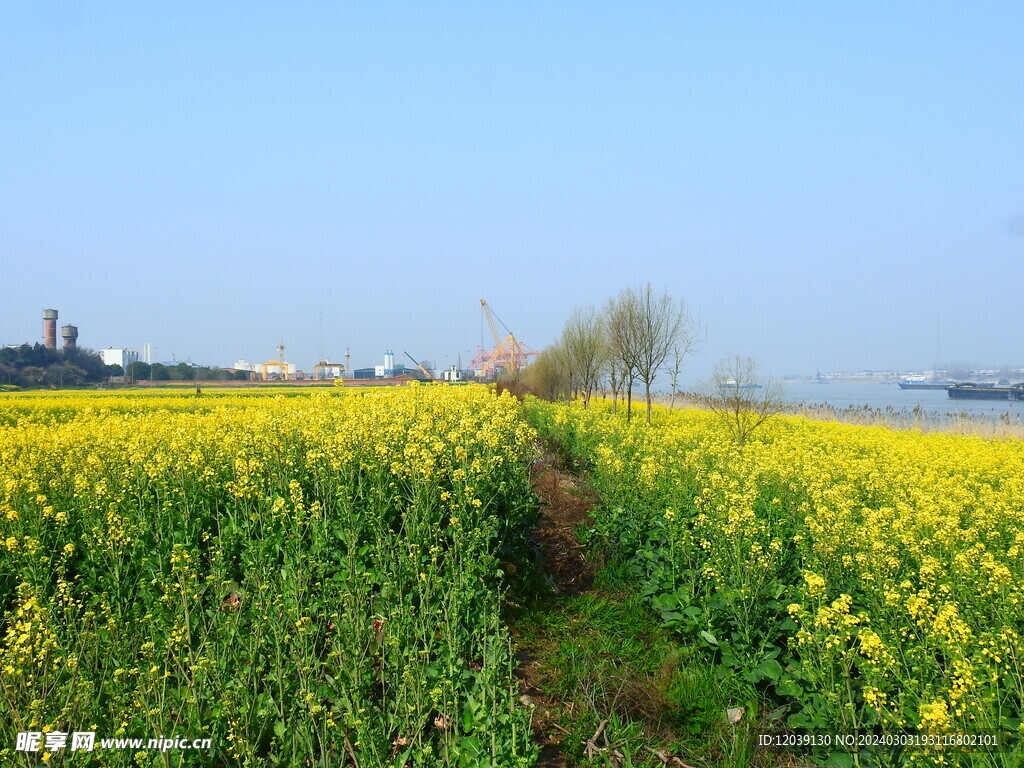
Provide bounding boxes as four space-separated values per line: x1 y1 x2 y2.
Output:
526 396 1024 748
0 384 537 764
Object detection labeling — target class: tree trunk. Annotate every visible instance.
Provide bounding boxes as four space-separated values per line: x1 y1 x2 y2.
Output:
645 381 652 424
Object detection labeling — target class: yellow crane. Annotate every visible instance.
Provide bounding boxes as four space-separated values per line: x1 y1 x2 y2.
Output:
403 351 435 381
471 300 539 378
482 300 502 349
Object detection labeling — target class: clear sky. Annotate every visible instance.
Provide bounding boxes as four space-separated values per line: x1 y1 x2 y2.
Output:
2 2 1022 382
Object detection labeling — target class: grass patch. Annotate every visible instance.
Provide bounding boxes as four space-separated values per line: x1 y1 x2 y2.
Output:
516 568 761 767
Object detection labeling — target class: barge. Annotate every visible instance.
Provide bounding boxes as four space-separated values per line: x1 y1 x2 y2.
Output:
898 380 956 390
947 384 1024 401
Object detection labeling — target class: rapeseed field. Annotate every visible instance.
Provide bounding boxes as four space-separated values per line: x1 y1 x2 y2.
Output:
0 385 538 767
525 398 1024 767
6 384 1020 766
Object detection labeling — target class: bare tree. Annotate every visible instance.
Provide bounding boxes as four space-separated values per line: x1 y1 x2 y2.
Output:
605 290 641 421
560 306 608 408
699 356 786 446
634 286 698 424
607 358 623 412
667 318 704 408
607 284 698 423
667 345 684 409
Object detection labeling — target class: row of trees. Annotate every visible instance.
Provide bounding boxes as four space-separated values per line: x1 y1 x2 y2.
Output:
0 344 116 389
519 284 702 423
515 284 785 442
0 345 249 388
123 362 249 382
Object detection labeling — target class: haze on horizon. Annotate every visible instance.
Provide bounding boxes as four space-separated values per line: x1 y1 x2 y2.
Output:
2 2 1021 384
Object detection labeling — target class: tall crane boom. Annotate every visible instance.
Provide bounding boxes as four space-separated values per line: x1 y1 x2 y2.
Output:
480 300 502 347
469 299 540 378
403 351 434 381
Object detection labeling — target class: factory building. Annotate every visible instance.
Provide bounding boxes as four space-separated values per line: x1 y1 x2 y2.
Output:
101 348 139 369
349 363 429 381
261 361 296 380
313 363 345 379
233 359 297 380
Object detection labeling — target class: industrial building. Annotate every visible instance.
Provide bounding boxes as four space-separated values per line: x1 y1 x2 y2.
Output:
230 342 300 380
24 299 534 386
349 353 431 382
100 348 139 369
313 362 345 379
233 359 297 380
373 350 396 378
351 365 416 380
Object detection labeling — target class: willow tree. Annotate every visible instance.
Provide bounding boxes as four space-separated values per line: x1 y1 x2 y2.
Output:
521 342 571 402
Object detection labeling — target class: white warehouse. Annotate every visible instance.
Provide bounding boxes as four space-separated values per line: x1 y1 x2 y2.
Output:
100 348 139 369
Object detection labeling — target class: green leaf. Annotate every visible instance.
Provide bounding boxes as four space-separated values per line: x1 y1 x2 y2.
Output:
824 752 854 768
758 658 784 682
775 679 803 697
699 630 718 646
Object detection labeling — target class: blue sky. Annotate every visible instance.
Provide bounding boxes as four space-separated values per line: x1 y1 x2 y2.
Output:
2 2 1021 380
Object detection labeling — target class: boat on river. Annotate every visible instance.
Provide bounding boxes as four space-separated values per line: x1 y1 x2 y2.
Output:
947 383 1024 401
898 380 956 390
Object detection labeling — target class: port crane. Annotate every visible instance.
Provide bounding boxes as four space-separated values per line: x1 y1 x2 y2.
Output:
403 351 435 381
470 299 539 378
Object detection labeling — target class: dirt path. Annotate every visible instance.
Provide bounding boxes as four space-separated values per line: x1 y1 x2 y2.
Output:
528 451 597 597
512 448 599 767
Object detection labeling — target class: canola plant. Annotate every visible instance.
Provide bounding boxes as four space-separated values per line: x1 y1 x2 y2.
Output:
0 386 538 767
524 397 1024 767
5 383 1023 767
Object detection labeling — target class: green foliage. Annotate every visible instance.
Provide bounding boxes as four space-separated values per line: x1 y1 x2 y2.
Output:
0 344 111 388
524 396 1024 767
517 587 760 767
0 388 539 766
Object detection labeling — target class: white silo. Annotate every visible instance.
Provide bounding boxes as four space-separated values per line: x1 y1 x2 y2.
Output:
384 350 395 377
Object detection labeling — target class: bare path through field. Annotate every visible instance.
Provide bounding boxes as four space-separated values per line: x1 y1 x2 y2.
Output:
513 447 598 767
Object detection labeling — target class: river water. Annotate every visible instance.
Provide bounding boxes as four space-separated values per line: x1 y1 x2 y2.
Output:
781 382 1024 423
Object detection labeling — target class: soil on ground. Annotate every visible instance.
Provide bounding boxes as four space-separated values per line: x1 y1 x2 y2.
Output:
513 448 598 767
528 451 598 597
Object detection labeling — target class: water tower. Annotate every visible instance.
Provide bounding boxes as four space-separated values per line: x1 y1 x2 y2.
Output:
42 309 58 349
61 325 78 350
